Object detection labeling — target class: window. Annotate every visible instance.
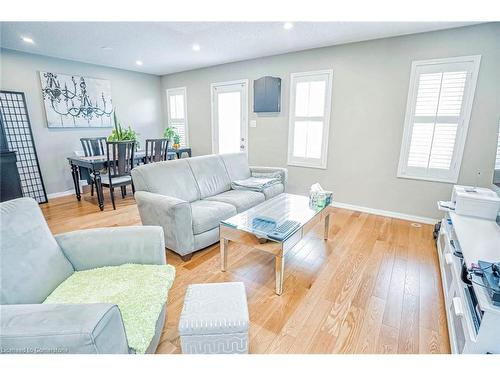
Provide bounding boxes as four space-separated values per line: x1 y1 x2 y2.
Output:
288 69 333 169
398 56 481 183
166 87 188 146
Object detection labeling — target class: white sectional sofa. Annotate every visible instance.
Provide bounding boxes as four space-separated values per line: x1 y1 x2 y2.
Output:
131 152 287 260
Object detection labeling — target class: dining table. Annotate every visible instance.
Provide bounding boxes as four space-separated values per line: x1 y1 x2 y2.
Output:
67 147 192 210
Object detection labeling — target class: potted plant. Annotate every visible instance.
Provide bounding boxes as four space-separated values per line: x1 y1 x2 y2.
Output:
173 133 181 149
164 127 181 149
108 112 139 148
163 127 176 141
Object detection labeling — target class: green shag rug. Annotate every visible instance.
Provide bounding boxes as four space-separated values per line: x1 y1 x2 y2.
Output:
43 263 176 354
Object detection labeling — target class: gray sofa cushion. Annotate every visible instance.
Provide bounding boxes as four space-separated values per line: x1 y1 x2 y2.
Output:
55 226 166 271
0 198 74 305
205 189 265 213
262 183 285 200
187 155 231 199
190 200 237 235
131 159 200 202
220 152 252 181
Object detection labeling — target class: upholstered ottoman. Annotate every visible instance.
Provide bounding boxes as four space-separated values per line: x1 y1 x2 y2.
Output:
178 282 249 354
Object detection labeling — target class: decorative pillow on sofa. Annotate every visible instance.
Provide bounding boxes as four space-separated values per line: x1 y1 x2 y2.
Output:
43 263 176 354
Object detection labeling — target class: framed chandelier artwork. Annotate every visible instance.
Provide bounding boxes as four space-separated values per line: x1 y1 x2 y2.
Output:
39 71 114 128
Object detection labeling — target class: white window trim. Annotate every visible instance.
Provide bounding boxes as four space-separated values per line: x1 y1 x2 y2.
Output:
397 55 481 184
166 86 189 147
287 69 333 169
210 79 249 155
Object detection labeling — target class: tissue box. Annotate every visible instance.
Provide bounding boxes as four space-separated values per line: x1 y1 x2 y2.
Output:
309 190 333 209
452 185 500 221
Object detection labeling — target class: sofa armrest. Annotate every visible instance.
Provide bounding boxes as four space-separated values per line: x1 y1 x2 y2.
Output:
0 303 129 354
55 226 166 271
249 166 288 185
134 191 194 256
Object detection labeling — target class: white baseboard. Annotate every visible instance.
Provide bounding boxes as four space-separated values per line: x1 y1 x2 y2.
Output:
47 180 90 200
47 189 75 199
331 201 438 225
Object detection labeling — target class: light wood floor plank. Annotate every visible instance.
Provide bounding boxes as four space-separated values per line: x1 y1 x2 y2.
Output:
377 324 399 354
355 296 386 353
381 220 408 329
419 327 440 354
397 293 420 353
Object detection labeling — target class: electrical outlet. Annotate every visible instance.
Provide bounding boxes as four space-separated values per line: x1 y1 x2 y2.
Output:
250 120 257 128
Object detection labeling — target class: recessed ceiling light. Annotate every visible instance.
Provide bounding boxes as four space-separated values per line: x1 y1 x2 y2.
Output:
101 46 113 51
136 60 143 66
192 44 200 52
283 22 294 30
21 36 34 44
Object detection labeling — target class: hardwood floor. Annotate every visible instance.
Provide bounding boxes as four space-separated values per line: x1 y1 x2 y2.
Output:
41 191 450 354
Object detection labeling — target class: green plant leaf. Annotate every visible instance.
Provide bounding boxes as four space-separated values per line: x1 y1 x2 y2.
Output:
164 127 176 140
109 112 138 144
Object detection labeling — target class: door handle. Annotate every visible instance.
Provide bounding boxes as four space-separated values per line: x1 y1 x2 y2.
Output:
452 297 464 317
445 253 453 265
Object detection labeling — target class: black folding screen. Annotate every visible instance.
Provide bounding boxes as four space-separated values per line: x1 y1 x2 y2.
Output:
0 91 48 203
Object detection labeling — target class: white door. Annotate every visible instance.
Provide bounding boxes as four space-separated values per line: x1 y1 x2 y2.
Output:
211 80 248 154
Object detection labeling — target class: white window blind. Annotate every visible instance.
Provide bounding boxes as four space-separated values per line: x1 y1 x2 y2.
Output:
398 56 481 183
166 87 188 147
287 70 333 169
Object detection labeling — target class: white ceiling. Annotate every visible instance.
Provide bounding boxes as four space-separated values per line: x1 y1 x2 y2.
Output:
0 22 479 76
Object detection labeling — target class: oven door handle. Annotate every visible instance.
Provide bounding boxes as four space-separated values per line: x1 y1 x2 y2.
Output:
453 297 464 317
445 253 454 265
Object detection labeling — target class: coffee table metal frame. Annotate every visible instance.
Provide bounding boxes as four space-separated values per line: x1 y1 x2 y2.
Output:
219 197 332 295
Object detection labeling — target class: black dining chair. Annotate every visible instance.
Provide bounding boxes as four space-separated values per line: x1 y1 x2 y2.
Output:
144 138 173 164
80 137 107 157
101 141 135 210
80 137 107 196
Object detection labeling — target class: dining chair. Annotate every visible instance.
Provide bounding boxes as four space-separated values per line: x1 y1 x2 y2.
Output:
80 137 107 196
80 137 107 157
144 138 173 164
101 141 135 210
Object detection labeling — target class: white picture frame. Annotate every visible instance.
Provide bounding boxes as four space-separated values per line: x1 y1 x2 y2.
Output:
39 71 114 128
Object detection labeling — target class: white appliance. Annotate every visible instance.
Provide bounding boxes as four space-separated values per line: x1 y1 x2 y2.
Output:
436 211 500 354
451 185 500 221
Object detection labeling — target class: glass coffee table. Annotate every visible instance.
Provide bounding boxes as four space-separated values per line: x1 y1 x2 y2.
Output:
220 193 332 295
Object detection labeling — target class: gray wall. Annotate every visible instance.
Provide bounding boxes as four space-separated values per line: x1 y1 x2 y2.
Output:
161 23 500 219
0 49 164 195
